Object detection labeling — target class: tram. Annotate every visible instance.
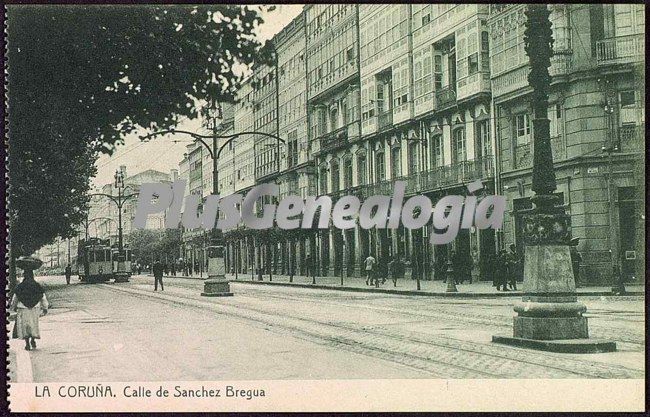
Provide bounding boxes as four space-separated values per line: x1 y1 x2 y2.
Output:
77 238 114 283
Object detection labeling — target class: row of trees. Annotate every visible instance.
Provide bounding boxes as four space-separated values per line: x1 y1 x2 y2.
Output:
6 5 275 287
129 229 182 267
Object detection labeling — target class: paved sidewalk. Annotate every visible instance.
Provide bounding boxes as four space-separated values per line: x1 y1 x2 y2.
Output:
152 272 644 298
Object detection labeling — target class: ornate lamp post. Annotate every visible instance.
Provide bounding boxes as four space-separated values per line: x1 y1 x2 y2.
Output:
140 101 286 296
492 5 615 353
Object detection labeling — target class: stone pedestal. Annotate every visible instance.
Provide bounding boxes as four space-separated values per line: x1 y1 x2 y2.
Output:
201 278 233 297
114 259 130 283
493 245 616 353
201 246 233 297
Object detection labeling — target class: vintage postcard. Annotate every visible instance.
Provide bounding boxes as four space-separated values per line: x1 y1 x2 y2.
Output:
4 3 645 413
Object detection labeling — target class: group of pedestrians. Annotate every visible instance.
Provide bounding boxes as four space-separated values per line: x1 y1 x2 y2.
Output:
493 244 522 291
364 254 408 288
364 249 478 288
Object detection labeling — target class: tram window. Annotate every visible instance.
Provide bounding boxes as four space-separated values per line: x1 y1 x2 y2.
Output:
97 250 104 262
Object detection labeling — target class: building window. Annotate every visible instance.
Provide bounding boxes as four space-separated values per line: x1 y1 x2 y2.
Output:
343 158 353 189
434 53 443 90
620 91 636 108
490 13 526 76
319 167 328 194
357 154 367 185
413 49 433 104
476 119 491 158
515 113 531 145
468 53 479 75
452 128 467 163
331 108 339 131
408 142 418 174
614 4 645 36
481 31 490 72
391 147 401 178
330 161 340 193
431 134 444 167
287 130 298 167
375 151 385 183
549 104 563 137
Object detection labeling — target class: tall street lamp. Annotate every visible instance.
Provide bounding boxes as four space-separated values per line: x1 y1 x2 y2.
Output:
89 169 138 282
139 103 286 296
492 5 615 353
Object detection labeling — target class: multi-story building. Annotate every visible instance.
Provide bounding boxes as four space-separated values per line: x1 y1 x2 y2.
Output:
179 142 207 271
341 4 495 280
186 4 645 285
489 4 644 284
229 11 318 277
306 4 362 276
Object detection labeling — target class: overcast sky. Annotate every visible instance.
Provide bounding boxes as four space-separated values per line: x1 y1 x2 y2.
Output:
92 5 304 188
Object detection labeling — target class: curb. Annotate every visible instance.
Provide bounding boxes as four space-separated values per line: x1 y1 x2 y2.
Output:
144 275 644 299
8 339 33 383
233 280 522 298
232 280 644 298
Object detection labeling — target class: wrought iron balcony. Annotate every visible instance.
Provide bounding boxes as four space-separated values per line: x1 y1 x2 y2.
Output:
596 34 645 66
435 87 457 110
319 125 349 154
419 156 494 192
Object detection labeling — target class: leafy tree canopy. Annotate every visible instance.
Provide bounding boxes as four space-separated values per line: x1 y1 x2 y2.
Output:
7 5 274 258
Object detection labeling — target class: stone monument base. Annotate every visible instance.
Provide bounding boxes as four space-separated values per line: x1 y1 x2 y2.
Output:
492 245 616 353
513 316 588 340
492 335 617 353
201 277 233 297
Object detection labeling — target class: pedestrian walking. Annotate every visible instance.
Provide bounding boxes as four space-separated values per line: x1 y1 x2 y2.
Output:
64 264 72 285
11 268 49 351
507 244 520 290
170 262 176 277
137 264 142 275
389 256 405 287
495 249 509 291
152 259 164 291
364 254 377 287
163 262 169 276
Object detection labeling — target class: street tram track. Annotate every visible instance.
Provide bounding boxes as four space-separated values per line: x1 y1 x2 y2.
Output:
100 283 643 379
236 286 645 345
167 279 645 347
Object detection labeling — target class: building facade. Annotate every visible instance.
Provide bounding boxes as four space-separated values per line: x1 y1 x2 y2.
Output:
489 4 645 283
180 3 644 285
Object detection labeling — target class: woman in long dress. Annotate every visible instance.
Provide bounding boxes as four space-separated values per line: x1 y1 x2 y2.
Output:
10 269 48 350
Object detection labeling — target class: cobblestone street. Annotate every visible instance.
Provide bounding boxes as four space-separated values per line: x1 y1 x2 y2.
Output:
14 275 645 382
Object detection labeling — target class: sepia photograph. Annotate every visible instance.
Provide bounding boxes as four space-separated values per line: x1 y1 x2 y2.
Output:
4 3 646 412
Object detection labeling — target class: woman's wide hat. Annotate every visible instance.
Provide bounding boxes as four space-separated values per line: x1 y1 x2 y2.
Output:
15 255 44 270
